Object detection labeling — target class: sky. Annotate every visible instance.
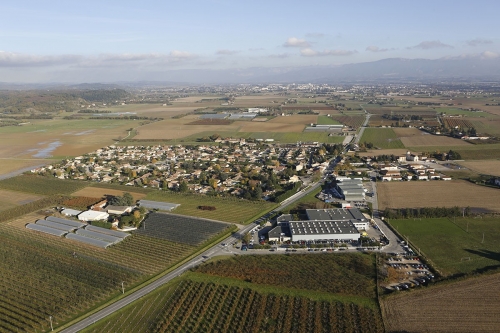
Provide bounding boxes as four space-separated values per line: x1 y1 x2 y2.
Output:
0 0 499 82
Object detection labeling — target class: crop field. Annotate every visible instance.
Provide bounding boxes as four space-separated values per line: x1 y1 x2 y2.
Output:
134 212 231 246
0 118 138 159
195 253 377 298
388 217 500 276
235 121 306 133
317 115 342 125
0 212 195 333
393 128 471 147
267 114 319 124
331 116 365 129
0 158 51 178
103 104 199 118
72 186 147 202
359 128 404 149
381 272 500 333
377 180 500 213
457 160 500 176
0 189 43 211
443 117 474 129
186 119 233 125
471 118 500 136
83 253 384 333
0 174 86 195
145 191 276 224
132 118 241 140
401 143 500 160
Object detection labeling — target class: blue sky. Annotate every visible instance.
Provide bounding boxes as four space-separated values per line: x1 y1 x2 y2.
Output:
0 0 499 82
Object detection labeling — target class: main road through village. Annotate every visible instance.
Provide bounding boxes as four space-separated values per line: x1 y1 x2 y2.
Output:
60 111 402 333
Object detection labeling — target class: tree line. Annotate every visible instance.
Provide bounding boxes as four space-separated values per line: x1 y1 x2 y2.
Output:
383 206 471 219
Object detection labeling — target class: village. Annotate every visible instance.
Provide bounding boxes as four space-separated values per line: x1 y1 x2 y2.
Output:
31 139 344 201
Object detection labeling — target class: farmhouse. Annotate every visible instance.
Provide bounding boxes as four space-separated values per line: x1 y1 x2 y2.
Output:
106 205 133 215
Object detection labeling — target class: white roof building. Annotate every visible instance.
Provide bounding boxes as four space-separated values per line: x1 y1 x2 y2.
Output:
78 210 109 222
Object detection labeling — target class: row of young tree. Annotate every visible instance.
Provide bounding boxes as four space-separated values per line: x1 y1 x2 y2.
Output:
383 206 472 219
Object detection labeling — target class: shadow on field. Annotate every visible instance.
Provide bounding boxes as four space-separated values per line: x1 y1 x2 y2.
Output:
464 249 500 273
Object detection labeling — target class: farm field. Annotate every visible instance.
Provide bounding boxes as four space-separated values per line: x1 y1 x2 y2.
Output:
145 191 276 224
267 114 318 124
103 104 199 118
135 212 231 246
357 148 409 157
331 115 365 129
0 158 51 178
457 160 500 176
401 143 500 160
0 211 196 333
359 128 405 149
0 118 137 159
317 115 342 125
0 174 86 195
471 118 500 136
0 189 43 211
377 180 500 213
388 217 500 276
393 128 470 147
72 186 147 202
381 272 500 333
82 254 384 333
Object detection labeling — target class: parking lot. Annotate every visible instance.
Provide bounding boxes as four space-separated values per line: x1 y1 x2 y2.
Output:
385 252 435 291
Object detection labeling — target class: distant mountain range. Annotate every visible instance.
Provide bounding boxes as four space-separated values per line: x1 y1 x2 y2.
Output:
1 57 500 88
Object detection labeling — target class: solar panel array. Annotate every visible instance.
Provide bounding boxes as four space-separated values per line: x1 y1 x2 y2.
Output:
25 216 129 249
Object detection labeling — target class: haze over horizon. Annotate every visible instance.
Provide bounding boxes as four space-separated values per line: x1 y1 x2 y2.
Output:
1 0 499 83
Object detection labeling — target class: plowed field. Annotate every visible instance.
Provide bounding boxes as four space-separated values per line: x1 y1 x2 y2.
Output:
377 180 500 213
381 273 500 333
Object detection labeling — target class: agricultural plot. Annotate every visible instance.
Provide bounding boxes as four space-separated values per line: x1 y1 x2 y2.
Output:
0 211 195 333
443 117 474 129
0 174 86 195
388 217 500 276
359 128 404 149
393 127 470 147
331 115 365 129
145 191 276 224
152 281 384 333
72 186 147 202
377 180 500 213
134 212 230 246
0 189 42 211
0 158 51 178
381 272 500 333
195 253 377 298
471 118 500 136
0 118 138 159
83 253 384 333
457 160 500 177
317 115 342 125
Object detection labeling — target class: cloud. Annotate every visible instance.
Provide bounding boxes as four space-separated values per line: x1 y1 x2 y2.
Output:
365 45 389 52
0 51 81 67
283 37 311 48
480 51 499 59
300 48 357 57
305 32 325 38
409 40 453 50
268 53 290 59
467 38 493 47
216 49 239 55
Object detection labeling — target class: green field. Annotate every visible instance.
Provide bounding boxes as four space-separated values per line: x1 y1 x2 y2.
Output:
0 174 86 195
359 128 405 149
145 191 277 224
317 115 342 125
436 107 497 118
389 217 500 276
406 143 500 160
81 253 384 333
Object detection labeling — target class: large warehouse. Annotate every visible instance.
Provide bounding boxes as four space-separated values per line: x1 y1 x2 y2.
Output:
336 178 365 201
269 208 369 243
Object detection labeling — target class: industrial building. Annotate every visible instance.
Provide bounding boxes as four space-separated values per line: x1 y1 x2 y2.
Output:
268 208 369 243
336 178 365 201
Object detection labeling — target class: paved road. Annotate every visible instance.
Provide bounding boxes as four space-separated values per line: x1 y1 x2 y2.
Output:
354 104 371 145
